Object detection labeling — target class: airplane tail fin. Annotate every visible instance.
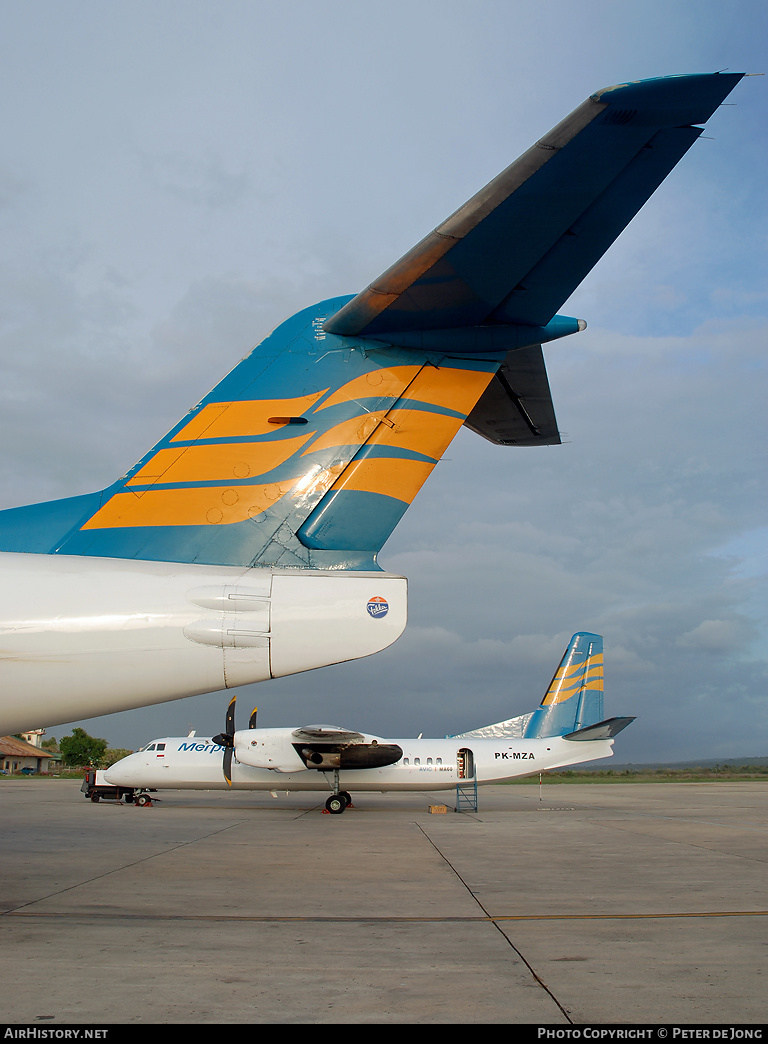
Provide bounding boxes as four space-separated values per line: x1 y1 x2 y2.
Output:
0 74 743 569
523 633 604 738
453 632 605 740
0 298 500 569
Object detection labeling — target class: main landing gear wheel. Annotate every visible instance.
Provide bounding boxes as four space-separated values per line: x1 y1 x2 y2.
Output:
325 794 348 814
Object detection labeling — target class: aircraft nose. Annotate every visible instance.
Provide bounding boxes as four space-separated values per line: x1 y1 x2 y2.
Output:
104 757 136 785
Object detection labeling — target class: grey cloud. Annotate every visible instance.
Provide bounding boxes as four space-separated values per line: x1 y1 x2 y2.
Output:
138 150 253 210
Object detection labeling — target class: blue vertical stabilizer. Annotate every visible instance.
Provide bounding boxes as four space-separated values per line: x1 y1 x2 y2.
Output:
523 633 604 738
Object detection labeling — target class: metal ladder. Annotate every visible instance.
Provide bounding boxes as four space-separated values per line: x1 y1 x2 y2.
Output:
455 775 478 812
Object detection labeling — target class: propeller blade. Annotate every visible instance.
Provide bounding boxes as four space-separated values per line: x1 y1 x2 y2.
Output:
212 696 237 786
249 707 258 730
225 695 236 739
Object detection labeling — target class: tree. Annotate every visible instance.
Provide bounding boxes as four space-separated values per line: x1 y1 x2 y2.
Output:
102 748 133 768
59 728 108 768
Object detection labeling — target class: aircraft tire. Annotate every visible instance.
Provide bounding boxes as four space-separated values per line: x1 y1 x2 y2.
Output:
326 794 347 814
90 794 100 802
135 794 152 807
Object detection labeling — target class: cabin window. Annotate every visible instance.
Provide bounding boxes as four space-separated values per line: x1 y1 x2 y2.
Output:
414 758 420 765
427 758 433 765
436 758 442 765
403 758 409 765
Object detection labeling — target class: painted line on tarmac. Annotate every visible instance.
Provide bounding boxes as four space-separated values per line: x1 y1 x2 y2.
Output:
414 823 574 1024
494 909 768 920
7 909 768 922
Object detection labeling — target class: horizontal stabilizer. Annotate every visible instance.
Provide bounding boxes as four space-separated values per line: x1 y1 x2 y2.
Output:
463 344 560 446
324 73 744 336
563 717 636 741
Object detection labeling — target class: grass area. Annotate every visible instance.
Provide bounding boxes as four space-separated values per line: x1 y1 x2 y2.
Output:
508 766 768 783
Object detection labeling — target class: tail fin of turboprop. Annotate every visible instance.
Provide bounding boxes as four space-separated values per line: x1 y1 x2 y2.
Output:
0 74 743 568
452 633 605 740
523 633 604 738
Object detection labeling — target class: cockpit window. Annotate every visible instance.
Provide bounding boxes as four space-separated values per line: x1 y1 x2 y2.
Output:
145 744 156 751
156 743 166 751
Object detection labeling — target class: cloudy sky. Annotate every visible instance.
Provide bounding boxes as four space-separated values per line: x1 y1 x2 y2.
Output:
1 1 766 763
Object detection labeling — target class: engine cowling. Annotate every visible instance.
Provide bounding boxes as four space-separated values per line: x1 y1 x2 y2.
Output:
234 729 306 773
295 742 402 770
233 726 403 773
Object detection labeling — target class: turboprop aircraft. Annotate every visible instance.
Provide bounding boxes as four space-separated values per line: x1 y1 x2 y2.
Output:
104 633 634 812
0 73 744 735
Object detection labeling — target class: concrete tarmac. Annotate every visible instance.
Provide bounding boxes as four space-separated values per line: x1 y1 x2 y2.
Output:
1 779 767 1025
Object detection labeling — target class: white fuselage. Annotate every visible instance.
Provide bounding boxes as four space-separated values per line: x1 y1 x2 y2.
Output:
105 732 616 793
0 552 407 734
